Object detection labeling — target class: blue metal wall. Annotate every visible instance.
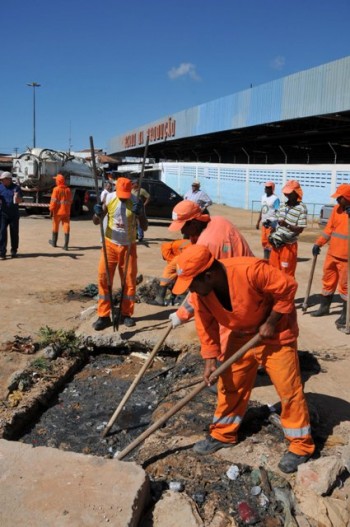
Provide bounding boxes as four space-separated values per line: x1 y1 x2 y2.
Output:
108 56 350 153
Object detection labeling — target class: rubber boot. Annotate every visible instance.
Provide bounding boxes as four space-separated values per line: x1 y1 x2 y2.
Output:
49 232 58 247
63 233 70 251
335 300 347 328
263 248 271 260
149 285 167 306
310 295 333 317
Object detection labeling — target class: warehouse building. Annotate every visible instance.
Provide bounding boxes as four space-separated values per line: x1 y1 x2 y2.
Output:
108 56 350 209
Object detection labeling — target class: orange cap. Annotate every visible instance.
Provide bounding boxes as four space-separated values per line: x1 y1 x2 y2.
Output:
54 174 65 185
168 200 210 232
282 180 303 201
331 184 350 201
264 181 275 191
116 177 132 199
172 244 214 295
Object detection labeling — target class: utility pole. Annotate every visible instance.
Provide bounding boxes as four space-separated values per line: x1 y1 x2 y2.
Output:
27 82 41 148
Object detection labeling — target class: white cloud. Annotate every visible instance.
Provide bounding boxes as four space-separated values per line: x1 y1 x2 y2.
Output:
168 62 201 81
270 56 286 70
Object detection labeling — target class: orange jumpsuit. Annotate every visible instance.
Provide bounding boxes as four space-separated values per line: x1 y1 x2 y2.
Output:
49 184 72 234
176 216 254 322
97 193 146 319
192 257 315 457
261 225 273 250
315 204 349 299
161 239 191 262
159 239 191 287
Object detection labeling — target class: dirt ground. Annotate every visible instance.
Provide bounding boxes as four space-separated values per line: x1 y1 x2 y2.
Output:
0 204 349 524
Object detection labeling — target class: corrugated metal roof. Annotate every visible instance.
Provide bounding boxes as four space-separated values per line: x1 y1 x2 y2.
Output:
108 55 350 153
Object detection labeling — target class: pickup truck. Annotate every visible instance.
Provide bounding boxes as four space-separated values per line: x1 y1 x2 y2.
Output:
319 204 335 228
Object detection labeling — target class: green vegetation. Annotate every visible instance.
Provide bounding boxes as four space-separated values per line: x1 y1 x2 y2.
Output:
30 357 52 372
38 326 83 358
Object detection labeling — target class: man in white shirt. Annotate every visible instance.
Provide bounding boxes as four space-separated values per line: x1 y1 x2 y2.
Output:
184 181 212 213
256 181 280 260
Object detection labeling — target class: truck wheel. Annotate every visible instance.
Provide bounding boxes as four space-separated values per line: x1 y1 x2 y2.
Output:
71 195 82 217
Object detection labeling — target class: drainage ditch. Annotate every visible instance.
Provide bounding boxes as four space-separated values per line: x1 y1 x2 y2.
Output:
3 342 324 526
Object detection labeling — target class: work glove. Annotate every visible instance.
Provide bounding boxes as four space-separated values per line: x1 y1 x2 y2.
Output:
131 201 142 216
169 312 183 328
93 204 103 217
345 206 350 217
312 244 321 256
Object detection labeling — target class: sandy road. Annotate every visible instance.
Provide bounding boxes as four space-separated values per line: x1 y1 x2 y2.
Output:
0 205 349 435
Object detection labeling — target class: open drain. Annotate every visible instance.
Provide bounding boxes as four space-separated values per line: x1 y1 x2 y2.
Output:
18 350 177 456
8 346 299 525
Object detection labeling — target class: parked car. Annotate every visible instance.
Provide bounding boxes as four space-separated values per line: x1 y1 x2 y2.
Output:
83 179 183 219
141 179 183 218
319 204 335 228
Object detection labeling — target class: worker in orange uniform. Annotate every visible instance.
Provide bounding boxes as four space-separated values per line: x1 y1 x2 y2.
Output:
149 237 191 305
151 200 253 308
269 180 307 277
311 184 350 329
172 244 315 473
92 177 148 330
49 174 73 251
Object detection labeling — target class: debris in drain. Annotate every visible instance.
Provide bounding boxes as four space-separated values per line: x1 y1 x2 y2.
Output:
226 464 240 480
13 347 300 525
237 500 259 525
169 481 184 492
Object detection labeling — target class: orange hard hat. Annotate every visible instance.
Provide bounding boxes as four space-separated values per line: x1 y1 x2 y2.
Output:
264 181 275 191
168 200 210 232
116 177 132 199
331 184 350 201
172 244 214 295
282 180 303 201
54 174 65 185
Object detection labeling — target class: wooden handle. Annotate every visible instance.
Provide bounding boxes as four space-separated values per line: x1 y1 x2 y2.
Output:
116 333 260 460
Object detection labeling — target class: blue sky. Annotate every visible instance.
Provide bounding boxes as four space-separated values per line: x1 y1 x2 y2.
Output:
1 0 350 155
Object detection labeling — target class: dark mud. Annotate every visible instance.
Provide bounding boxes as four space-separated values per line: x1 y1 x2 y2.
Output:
18 349 294 525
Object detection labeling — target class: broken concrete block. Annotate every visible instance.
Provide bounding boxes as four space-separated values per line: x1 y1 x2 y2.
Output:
341 441 350 473
0 439 150 527
152 490 204 527
296 456 343 496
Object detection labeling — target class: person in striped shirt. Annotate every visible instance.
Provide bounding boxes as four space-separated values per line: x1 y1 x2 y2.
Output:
268 180 307 277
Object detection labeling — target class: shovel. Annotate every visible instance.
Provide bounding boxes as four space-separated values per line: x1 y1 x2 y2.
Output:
340 215 350 334
115 333 260 460
302 254 318 313
90 136 117 331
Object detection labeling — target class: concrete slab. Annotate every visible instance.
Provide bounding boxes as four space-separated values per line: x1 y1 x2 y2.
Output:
0 439 150 527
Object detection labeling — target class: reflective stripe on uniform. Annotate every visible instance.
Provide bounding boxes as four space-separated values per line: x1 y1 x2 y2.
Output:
99 294 110 301
183 299 194 314
331 232 349 240
283 425 311 437
212 414 242 425
124 294 136 301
